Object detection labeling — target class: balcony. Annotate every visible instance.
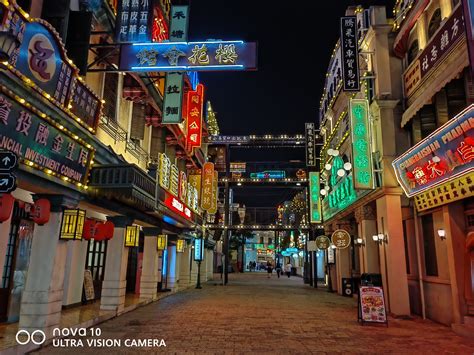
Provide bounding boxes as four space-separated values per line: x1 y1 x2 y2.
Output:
99 115 128 143
126 139 149 164
89 164 156 210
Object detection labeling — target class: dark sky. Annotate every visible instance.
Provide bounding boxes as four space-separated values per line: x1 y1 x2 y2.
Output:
189 1 394 137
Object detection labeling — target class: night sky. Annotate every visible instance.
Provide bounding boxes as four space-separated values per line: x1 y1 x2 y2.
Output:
188 1 394 207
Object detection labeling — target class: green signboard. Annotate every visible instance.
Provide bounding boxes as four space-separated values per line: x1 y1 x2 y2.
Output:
309 172 322 223
350 99 374 189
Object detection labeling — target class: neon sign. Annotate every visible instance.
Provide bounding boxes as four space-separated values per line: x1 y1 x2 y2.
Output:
165 193 192 220
250 171 286 179
393 104 474 197
350 99 374 189
309 172 322 223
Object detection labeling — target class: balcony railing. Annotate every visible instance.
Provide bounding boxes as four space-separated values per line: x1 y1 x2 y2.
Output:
126 140 149 164
89 164 156 210
99 115 128 143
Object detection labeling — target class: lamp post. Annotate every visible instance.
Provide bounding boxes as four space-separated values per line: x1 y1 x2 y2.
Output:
194 236 204 289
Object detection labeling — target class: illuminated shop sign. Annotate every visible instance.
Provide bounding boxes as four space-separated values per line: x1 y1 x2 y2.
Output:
0 91 93 185
194 237 204 261
250 171 286 179
305 122 316 166
201 162 214 211
393 105 474 197
340 16 360 92
185 84 204 151
309 172 322 223
165 193 192 220
119 41 258 72
350 99 374 189
159 153 171 190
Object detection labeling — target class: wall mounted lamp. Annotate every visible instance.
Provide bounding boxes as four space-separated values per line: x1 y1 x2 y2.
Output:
437 229 446 240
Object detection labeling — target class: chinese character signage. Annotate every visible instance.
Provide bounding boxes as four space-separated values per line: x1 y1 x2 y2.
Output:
0 92 93 185
309 172 322 223
194 237 204 261
305 122 316 166
179 170 187 202
115 0 153 43
159 153 171 190
165 193 192 220
350 99 374 189
230 162 246 173
189 174 201 201
169 5 189 42
315 235 330 250
170 164 179 197
404 5 464 97
331 229 351 249
162 72 184 124
201 162 214 211
414 172 474 211
340 16 360 92
209 171 218 214
207 135 250 144
70 80 102 129
186 84 204 151
392 104 474 197
119 41 258 72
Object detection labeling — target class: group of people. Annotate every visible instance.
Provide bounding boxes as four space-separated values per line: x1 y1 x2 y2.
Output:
248 260 293 278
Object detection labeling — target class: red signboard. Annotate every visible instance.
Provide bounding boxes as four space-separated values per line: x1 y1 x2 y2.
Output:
186 84 204 151
165 193 192 220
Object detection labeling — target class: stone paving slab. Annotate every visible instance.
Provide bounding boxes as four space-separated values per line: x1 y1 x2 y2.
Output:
33 273 474 354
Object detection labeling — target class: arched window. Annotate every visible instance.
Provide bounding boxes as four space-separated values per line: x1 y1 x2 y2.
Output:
407 40 419 64
428 8 442 39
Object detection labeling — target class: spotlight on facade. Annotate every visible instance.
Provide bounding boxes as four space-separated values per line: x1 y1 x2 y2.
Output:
356 237 364 245
337 169 346 177
344 162 352 171
437 229 446 240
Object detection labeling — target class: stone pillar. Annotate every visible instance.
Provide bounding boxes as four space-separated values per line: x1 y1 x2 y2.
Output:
376 195 410 316
167 245 178 291
333 222 352 296
100 216 133 313
19 195 77 338
179 245 191 288
355 206 380 274
139 235 159 301
62 240 88 306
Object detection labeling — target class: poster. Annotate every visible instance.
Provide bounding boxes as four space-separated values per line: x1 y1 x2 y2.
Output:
359 286 387 324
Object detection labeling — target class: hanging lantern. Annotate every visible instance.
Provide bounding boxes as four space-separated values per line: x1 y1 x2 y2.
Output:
124 225 140 247
157 234 168 250
31 199 51 225
0 194 15 223
59 209 86 240
103 220 115 240
176 239 185 252
83 218 98 240
94 222 106 242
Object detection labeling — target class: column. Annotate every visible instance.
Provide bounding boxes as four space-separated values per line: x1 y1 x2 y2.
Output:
19 195 76 338
190 253 198 287
355 206 380 274
334 222 352 296
207 249 214 280
62 240 88 307
139 231 159 301
376 195 410 316
167 245 177 291
179 245 191 288
100 216 133 313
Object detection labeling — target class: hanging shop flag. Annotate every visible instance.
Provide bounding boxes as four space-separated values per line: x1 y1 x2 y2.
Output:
189 174 202 202
331 229 351 249
115 0 153 43
392 104 474 198
162 72 184 124
315 235 330 250
309 172 322 223
340 16 360 92
169 5 189 42
170 164 179 197
201 162 214 211
350 99 374 189
159 153 171 190
209 171 218 214
358 286 388 325
186 84 204 151
305 122 316 167
194 237 204 261
179 170 187 202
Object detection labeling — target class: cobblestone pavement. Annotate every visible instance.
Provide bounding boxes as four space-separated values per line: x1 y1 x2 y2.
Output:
35 273 474 354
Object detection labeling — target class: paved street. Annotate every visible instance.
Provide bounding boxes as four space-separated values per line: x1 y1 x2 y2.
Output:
35 273 474 354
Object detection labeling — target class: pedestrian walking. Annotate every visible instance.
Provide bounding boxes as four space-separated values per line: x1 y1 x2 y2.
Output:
267 261 273 278
275 262 282 278
285 262 292 278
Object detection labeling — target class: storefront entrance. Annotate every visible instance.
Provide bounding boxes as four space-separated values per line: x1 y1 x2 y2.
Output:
0 202 34 322
84 239 107 301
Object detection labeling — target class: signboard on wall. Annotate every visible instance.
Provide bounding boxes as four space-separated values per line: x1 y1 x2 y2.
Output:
340 16 360 91
309 172 322 223
70 79 102 129
305 122 316 167
115 0 153 43
392 104 474 197
350 99 374 189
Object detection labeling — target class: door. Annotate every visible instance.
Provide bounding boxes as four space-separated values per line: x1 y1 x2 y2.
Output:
84 239 107 301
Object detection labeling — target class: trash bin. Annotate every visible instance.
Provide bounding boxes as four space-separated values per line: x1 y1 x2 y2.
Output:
360 273 382 287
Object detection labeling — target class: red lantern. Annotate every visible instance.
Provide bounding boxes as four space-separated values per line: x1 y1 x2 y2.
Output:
31 199 51 225
94 222 106 241
0 194 15 223
103 221 115 240
83 219 98 240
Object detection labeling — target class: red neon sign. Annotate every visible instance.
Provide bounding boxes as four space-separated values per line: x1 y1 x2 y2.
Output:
165 193 192 220
152 8 169 42
185 84 204 152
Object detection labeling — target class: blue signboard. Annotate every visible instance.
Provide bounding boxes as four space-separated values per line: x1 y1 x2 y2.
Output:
119 41 258 72
393 105 474 197
194 238 204 261
250 171 286 179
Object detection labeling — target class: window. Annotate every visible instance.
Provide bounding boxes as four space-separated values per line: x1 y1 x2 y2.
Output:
407 40 419 65
85 239 107 299
428 9 442 39
421 214 438 276
419 105 437 139
130 103 146 140
103 73 119 121
446 77 467 118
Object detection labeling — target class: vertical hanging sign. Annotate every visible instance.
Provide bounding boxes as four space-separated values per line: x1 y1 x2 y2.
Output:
305 122 316 166
179 170 187 202
340 16 360 92
170 164 180 196
208 171 218 214
162 5 189 124
350 99 374 189
201 162 214 211
115 0 153 43
159 153 171 190
309 172 322 223
194 237 204 261
186 84 204 151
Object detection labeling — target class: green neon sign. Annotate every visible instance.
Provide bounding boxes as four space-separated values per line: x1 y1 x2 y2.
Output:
309 172 322 223
350 99 374 189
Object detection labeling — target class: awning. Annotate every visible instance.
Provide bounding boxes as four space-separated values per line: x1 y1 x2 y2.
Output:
401 40 469 127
